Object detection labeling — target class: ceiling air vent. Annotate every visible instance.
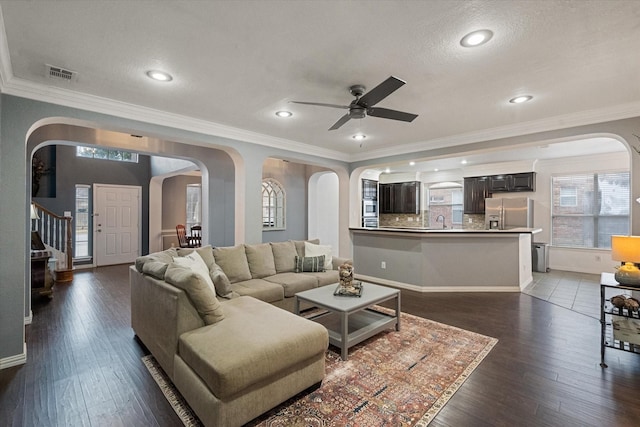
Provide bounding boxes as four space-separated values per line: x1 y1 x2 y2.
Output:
46 64 77 82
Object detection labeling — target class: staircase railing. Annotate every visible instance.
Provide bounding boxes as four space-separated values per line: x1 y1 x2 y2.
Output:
32 202 74 282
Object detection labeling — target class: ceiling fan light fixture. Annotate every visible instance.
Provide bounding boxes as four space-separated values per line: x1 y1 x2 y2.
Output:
275 110 292 118
352 134 366 141
460 29 493 47
146 70 173 82
509 95 533 104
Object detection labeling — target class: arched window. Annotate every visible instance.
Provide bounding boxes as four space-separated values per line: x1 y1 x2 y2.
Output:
262 178 285 229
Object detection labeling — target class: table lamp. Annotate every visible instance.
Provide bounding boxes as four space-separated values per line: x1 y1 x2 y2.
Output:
611 235 640 286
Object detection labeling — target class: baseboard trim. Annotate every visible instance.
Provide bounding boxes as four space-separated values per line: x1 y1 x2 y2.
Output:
0 343 27 370
356 274 521 293
25 310 33 325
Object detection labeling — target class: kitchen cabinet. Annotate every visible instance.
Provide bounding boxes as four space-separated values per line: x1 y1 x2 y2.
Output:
361 179 378 200
489 172 536 193
464 176 490 214
379 181 420 214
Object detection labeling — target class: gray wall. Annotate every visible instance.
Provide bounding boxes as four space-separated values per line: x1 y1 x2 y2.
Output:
261 158 308 242
33 145 152 255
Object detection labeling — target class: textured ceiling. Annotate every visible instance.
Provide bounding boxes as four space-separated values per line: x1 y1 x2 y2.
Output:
1 0 639 163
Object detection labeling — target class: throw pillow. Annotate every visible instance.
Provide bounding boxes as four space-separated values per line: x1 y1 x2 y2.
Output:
213 245 252 283
210 264 235 298
164 262 225 325
304 241 333 270
270 241 298 273
177 245 215 271
244 243 276 278
294 255 325 273
173 251 217 296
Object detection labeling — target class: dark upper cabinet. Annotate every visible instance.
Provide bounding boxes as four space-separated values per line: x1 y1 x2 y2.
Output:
464 177 490 214
361 179 378 200
379 181 421 214
379 183 393 213
489 172 536 193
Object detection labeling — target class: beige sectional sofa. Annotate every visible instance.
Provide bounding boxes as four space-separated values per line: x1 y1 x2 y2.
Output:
130 240 350 426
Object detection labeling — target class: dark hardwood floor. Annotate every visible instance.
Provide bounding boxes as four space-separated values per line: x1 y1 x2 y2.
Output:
2 265 640 426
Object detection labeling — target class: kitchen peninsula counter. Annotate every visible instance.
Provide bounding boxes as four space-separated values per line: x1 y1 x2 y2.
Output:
350 227 542 292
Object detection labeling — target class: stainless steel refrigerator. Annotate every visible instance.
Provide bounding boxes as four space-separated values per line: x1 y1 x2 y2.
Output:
485 197 533 229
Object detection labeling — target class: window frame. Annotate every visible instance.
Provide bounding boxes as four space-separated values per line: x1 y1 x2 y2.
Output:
76 146 138 163
551 171 630 249
262 178 286 230
186 184 202 232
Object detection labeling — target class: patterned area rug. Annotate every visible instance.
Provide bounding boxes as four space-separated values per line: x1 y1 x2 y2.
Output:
142 309 497 426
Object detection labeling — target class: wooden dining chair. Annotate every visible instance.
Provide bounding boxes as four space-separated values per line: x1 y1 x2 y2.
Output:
190 225 202 247
176 224 197 248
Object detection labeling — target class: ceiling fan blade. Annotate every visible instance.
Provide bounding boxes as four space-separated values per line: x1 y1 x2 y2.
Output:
357 76 406 107
329 113 352 130
289 101 349 109
367 107 418 122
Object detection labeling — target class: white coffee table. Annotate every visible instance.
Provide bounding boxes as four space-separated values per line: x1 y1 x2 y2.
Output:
295 282 401 360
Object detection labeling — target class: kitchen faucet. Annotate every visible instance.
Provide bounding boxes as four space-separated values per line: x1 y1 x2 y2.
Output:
435 215 446 229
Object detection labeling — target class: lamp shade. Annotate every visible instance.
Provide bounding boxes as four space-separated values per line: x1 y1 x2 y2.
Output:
611 236 640 263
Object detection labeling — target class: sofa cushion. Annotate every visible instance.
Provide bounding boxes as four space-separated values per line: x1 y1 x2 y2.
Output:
304 241 333 270
244 243 277 278
213 245 252 283
165 262 225 325
302 269 340 287
292 239 320 257
230 279 284 303
294 255 325 273
264 272 318 297
135 247 179 274
141 260 169 280
270 241 298 273
178 296 328 399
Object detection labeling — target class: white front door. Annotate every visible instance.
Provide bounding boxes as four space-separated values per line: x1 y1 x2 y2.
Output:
94 184 141 266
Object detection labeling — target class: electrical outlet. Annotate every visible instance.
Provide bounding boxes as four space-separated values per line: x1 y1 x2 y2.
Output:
468 217 473 223
381 261 386 269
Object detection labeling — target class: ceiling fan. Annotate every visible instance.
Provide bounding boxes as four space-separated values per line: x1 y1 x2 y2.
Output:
290 76 418 131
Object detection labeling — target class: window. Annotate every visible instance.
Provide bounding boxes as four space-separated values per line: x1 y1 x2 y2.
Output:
552 172 629 249
262 178 285 229
186 184 202 231
76 146 138 163
75 185 90 258
427 182 463 228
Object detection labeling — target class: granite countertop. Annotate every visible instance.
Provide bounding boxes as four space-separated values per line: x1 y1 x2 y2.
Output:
350 226 542 234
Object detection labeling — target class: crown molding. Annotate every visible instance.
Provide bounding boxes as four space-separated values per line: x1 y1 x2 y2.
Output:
0 6 13 90
0 73 346 162
350 101 640 163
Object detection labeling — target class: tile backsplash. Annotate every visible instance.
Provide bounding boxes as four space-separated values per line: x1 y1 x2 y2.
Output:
378 212 486 229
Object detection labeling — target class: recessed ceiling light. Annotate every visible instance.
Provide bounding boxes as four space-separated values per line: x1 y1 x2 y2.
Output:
509 95 533 104
460 29 493 47
352 134 366 141
461 160 468 165
409 161 415 166
385 167 391 173
275 111 292 118
146 70 173 82
434 168 439 172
